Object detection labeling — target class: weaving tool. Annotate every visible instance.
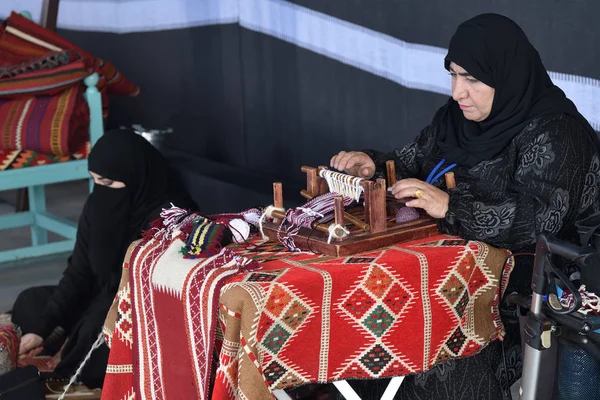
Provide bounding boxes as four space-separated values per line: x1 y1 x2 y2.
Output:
261 163 456 256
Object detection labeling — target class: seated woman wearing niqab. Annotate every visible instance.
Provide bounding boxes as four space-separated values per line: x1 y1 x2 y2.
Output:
11 129 195 389
330 13 600 399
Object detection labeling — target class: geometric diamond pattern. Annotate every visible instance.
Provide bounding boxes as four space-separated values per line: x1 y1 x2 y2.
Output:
435 347 454 364
454 290 469 319
281 301 310 330
359 344 393 376
438 272 466 306
362 305 394 338
247 272 279 282
263 360 287 386
342 288 376 319
262 323 292 355
467 266 490 296
277 370 304 388
363 265 393 298
256 313 277 343
446 326 467 355
345 257 376 264
115 285 133 348
455 252 476 281
264 285 294 317
343 362 372 379
382 282 411 316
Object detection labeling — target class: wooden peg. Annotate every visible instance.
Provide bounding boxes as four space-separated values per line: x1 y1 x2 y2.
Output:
317 166 330 195
444 172 456 189
301 188 370 232
334 196 344 226
386 160 397 187
301 166 319 197
273 182 283 223
363 178 387 234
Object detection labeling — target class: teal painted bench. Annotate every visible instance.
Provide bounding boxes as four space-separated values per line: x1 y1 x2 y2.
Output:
0 73 103 266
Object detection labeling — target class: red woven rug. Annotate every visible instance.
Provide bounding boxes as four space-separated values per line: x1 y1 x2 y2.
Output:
102 233 513 400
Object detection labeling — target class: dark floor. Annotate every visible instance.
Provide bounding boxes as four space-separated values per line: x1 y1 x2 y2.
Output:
0 180 88 312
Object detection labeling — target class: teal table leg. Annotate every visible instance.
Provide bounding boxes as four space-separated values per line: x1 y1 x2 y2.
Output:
28 185 48 246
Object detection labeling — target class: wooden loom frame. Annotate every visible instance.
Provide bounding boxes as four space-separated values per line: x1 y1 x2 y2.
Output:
261 163 454 256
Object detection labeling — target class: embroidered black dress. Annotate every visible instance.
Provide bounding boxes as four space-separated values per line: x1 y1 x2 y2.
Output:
331 13 600 400
358 112 599 399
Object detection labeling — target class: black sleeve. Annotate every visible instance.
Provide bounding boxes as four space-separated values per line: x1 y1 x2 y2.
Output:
31 201 95 338
363 124 438 182
438 117 599 251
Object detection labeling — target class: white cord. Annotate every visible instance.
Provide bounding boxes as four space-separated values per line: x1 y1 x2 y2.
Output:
320 169 364 202
58 332 105 400
327 223 350 244
259 205 285 240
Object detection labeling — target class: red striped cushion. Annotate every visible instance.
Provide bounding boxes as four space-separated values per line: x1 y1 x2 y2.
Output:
0 83 89 157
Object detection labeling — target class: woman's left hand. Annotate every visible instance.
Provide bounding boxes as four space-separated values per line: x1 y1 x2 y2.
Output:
390 178 449 219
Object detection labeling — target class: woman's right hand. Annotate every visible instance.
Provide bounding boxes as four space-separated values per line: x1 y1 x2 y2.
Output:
330 151 376 179
19 333 44 359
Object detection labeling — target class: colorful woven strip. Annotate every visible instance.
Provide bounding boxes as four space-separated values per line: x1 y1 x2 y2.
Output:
180 217 229 259
0 323 21 374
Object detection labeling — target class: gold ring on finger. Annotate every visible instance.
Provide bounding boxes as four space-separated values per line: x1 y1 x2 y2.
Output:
414 189 424 199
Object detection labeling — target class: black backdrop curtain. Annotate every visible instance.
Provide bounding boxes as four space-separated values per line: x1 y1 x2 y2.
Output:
2 0 599 211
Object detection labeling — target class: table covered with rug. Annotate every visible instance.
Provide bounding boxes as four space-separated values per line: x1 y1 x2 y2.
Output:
101 209 513 400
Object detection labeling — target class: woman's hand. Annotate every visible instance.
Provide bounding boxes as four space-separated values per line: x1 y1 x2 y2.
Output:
19 333 44 359
390 178 449 219
330 151 376 179
46 339 68 370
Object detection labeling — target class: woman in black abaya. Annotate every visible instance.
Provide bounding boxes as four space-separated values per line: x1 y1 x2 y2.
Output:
11 129 195 388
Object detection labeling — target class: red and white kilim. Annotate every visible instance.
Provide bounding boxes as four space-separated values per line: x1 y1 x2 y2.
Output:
102 234 512 400
102 258 136 400
131 233 259 400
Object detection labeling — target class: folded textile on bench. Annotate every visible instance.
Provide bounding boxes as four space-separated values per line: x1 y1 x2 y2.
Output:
0 12 139 157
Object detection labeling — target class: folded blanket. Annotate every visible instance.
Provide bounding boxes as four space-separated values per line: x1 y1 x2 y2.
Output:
0 12 140 156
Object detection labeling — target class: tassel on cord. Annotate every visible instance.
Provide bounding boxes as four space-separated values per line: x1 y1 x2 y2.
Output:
327 223 350 244
259 205 285 240
58 332 105 400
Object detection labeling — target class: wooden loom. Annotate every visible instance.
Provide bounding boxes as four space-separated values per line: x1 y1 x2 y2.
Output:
261 162 456 256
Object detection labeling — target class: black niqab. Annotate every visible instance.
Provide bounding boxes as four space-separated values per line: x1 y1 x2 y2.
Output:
86 129 169 288
437 13 597 166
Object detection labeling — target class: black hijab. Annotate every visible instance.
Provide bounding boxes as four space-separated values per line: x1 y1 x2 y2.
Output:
436 13 596 166
86 129 171 288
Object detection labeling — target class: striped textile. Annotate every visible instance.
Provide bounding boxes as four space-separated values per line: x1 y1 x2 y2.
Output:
0 12 139 97
0 84 89 157
0 12 140 156
0 49 91 98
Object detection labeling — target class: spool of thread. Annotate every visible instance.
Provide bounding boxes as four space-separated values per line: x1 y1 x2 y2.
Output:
229 218 251 243
396 207 420 223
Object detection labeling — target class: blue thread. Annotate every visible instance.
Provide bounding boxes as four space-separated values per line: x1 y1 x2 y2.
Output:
426 159 456 185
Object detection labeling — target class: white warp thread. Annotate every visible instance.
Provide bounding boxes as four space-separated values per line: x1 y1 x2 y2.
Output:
320 169 364 202
58 332 105 400
259 205 285 240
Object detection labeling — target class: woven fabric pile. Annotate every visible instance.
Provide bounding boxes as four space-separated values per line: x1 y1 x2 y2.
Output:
0 12 139 170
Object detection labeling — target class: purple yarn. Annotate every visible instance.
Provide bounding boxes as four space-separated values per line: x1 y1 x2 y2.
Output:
396 207 420 223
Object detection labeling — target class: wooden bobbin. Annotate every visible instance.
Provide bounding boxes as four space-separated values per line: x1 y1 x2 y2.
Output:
386 160 396 187
273 182 283 224
444 172 456 189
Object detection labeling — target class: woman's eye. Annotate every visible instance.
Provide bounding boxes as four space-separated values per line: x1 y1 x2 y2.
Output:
466 77 479 83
